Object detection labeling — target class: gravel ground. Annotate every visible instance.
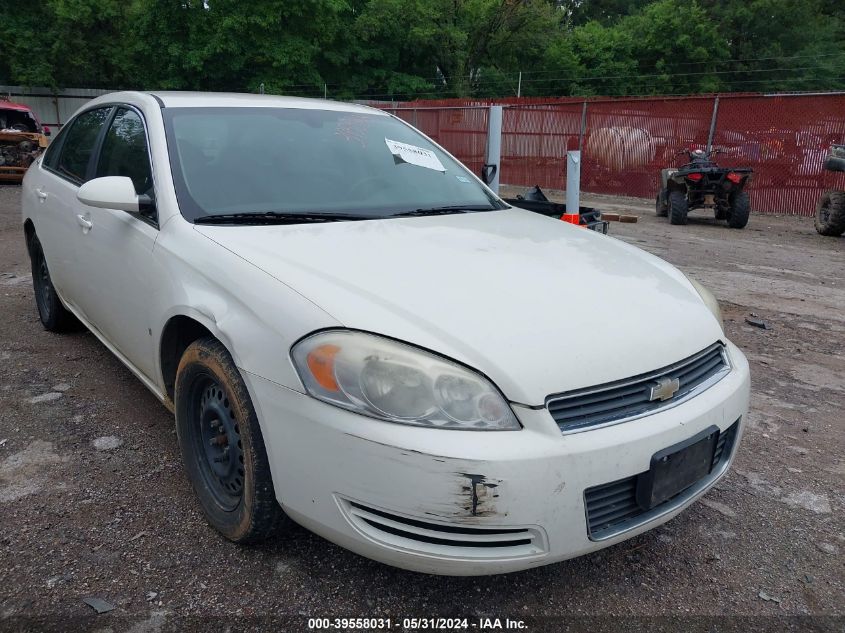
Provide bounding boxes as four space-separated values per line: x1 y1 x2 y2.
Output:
0 184 843 632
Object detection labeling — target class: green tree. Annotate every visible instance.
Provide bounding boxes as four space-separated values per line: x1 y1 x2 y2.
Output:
568 21 638 95
129 0 353 93
565 0 649 26
347 0 563 98
0 0 133 88
616 0 728 94
127 0 211 90
1 0 843 98
701 0 845 92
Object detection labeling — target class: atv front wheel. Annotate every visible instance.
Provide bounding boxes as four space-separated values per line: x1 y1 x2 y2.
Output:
655 189 668 217
814 190 845 236
669 191 688 225
727 191 751 229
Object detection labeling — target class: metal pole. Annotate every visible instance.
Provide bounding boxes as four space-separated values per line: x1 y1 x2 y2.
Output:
565 151 581 223
517 72 522 98
706 96 720 153
483 105 503 193
578 101 588 154
53 95 61 128
324 83 327 99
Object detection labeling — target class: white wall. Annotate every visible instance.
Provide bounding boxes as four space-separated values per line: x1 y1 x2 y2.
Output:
1 86 112 127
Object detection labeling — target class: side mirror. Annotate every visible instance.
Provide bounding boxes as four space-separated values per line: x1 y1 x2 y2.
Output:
77 176 141 213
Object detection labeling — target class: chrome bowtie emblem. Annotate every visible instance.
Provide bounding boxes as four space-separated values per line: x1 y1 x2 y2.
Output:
649 377 680 402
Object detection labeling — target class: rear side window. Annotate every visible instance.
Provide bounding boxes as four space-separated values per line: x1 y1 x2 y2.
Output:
41 130 65 170
96 108 152 195
53 107 111 183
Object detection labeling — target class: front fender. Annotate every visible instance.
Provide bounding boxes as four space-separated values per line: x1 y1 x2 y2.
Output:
662 168 687 191
666 170 692 192
152 218 341 392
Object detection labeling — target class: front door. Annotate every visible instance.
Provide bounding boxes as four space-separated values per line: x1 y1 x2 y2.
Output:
72 106 160 381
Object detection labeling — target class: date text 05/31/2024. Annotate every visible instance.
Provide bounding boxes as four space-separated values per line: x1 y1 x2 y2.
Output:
307 618 528 630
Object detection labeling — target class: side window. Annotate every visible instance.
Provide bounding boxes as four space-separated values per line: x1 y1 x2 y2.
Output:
41 129 65 170
53 108 111 183
96 108 153 196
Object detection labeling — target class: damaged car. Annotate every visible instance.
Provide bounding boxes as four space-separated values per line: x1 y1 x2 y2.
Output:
1 98 50 183
21 92 749 575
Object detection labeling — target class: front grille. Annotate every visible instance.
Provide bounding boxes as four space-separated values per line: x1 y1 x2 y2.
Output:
547 343 729 432
343 501 546 559
584 421 739 540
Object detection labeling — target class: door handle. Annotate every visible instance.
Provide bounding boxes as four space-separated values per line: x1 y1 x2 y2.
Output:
76 214 93 232
36 188 48 201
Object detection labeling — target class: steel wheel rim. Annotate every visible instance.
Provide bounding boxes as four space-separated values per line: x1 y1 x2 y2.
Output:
189 375 245 511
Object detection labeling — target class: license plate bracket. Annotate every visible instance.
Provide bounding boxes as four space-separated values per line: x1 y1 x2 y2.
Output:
636 425 720 510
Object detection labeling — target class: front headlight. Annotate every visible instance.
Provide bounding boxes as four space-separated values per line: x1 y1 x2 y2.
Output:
687 277 724 332
291 330 520 430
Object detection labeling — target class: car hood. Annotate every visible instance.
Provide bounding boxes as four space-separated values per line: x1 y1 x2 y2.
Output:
194 208 724 405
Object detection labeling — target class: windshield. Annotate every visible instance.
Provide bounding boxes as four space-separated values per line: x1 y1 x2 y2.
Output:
163 107 503 221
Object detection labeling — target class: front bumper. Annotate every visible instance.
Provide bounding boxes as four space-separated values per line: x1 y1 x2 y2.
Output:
245 341 750 575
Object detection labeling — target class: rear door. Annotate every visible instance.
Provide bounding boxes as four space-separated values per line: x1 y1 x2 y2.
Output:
34 106 113 314
72 105 160 379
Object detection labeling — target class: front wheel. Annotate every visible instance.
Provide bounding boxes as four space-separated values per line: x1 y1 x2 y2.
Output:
727 190 751 229
175 338 287 543
814 190 845 236
655 189 668 217
27 232 77 332
668 191 688 225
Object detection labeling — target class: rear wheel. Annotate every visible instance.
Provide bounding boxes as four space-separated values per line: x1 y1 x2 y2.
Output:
27 233 76 332
814 190 845 236
668 191 688 225
655 189 668 217
727 190 751 229
175 338 287 543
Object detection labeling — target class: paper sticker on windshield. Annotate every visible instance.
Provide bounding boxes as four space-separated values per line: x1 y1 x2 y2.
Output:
385 138 446 172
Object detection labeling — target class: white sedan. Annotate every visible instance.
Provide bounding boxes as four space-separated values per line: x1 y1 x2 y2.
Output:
21 92 749 575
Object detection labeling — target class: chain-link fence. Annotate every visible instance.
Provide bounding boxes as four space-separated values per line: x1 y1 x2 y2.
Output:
391 106 491 178
383 94 845 216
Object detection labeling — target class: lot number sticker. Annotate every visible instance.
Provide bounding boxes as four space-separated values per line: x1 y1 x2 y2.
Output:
385 138 446 172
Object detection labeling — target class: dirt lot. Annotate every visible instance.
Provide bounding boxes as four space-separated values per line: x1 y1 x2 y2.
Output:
1 184 843 632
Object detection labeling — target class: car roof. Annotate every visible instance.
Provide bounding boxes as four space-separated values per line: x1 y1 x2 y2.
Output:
0 100 35 113
87 91 388 116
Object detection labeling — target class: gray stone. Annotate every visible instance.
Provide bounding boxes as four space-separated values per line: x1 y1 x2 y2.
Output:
93 436 123 451
28 392 63 404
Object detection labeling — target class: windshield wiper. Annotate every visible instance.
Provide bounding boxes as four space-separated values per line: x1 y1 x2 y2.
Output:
194 211 376 225
391 205 497 218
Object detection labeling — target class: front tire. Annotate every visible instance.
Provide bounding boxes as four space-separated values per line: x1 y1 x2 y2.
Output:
668 191 688 225
27 233 76 332
814 190 845 236
175 338 287 543
655 188 668 217
727 190 751 229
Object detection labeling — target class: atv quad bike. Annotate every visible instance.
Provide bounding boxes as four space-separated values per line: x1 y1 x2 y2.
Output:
814 144 845 237
656 149 753 228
